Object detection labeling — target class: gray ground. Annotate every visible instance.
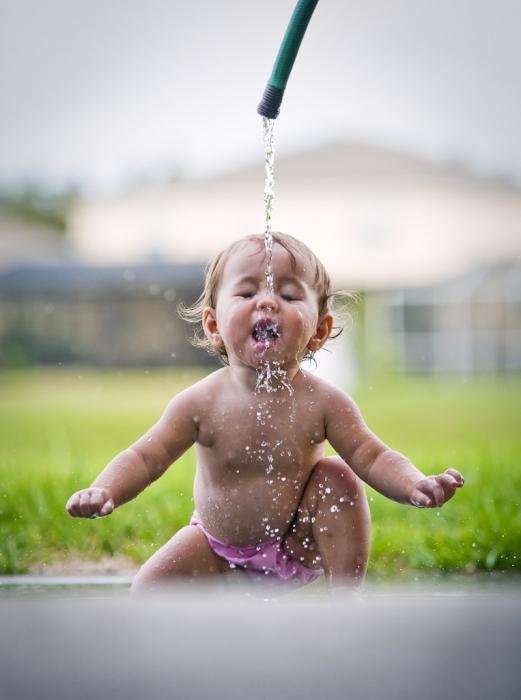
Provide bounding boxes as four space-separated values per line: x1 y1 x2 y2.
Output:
1 581 520 700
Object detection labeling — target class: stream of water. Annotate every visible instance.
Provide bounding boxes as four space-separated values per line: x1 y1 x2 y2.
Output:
257 117 294 397
262 116 275 296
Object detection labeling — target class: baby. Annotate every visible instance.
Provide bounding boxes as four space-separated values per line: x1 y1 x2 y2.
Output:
66 232 464 591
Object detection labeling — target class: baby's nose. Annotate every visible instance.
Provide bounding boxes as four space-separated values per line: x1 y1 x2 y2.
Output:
256 290 279 312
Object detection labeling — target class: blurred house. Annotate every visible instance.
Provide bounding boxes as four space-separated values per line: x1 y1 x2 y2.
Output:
365 261 521 375
69 142 521 289
0 263 206 367
0 193 210 368
0 210 74 270
2 143 521 374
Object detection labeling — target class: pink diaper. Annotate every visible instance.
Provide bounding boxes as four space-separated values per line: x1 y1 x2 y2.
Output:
190 512 322 585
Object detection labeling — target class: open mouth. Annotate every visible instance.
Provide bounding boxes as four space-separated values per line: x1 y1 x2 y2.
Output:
252 318 280 348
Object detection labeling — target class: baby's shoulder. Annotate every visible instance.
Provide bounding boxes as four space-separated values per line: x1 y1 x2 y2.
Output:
297 372 356 413
163 368 226 414
183 368 227 400
189 367 226 392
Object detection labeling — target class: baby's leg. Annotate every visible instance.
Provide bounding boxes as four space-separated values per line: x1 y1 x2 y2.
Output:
131 525 243 594
283 456 371 589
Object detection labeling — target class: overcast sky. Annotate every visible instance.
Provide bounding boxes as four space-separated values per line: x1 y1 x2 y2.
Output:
1 0 520 193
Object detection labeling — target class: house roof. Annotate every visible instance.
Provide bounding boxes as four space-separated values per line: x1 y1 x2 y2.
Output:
0 263 204 298
385 260 521 304
69 142 521 289
199 142 515 188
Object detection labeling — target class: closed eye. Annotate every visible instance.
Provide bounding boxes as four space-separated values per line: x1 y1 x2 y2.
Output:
279 283 303 302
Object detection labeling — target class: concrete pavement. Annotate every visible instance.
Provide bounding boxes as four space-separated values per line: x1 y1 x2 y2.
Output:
1 585 520 700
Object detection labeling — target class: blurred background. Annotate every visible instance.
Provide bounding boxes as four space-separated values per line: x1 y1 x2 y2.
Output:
1 0 520 581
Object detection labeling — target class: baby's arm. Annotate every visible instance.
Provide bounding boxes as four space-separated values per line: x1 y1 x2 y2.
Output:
66 388 199 518
325 389 463 507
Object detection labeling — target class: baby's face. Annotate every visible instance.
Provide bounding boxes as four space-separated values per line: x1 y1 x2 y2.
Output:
205 241 331 369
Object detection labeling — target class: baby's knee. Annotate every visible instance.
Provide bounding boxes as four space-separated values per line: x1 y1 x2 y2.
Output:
130 563 153 596
312 456 363 501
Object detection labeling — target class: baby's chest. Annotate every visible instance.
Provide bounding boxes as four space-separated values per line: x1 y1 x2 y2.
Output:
197 398 326 464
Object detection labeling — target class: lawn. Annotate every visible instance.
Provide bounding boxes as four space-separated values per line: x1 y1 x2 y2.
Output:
1 368 520 578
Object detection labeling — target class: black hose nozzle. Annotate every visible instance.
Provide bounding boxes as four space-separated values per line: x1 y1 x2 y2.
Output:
257 85 285 120
257 0 319 120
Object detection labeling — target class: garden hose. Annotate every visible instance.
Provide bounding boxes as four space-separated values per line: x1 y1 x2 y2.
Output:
257 0 320 119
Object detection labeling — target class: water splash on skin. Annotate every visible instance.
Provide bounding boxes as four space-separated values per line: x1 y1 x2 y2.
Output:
255 361 294 395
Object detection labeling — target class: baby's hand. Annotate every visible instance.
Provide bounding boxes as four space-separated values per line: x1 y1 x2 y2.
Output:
66 488 115 518
409 468 464 508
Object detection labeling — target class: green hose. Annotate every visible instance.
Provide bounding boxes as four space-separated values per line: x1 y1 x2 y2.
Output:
257 0 320 119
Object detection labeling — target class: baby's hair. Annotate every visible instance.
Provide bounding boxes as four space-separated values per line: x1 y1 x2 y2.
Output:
178 232 356 364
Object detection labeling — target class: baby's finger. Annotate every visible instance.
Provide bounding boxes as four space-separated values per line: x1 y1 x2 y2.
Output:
418 478 444 507
445 468 464 486
89 489 107 513
410 489 432 508
99 499 115 517
434 474 457 503
66 493 81 517
431 481 445 507
436 472 458 488
79 490 95 518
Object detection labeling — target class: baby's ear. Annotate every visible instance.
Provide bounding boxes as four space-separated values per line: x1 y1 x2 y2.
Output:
308 313 333 352
202 308 224 349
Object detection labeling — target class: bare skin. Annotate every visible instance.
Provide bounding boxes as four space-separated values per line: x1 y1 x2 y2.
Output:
66 240 464 591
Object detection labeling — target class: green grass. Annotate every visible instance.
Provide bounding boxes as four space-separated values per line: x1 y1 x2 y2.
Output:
355 377 521 578
1 368 520 578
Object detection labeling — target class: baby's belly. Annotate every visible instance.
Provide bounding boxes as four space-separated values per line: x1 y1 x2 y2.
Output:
193 472 308 547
